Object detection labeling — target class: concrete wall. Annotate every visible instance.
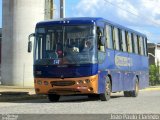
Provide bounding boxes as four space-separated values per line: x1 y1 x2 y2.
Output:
155 47 160 65
148 43 160 65
148 47 155 65
2 0 53 87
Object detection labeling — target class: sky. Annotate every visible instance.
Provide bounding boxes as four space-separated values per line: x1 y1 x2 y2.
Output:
54 0 160 43
0 0 159 43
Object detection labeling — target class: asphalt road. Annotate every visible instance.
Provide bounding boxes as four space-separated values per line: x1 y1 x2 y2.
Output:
0 90 160 115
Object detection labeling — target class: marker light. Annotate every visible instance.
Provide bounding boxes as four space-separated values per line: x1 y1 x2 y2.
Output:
88 87 93 91
44 81 49 85
78 80 83 84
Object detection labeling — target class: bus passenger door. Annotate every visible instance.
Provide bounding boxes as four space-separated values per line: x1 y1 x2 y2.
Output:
97 22 109 93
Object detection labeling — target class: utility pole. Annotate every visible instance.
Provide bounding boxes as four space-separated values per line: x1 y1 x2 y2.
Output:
45 0 54 20
60 0 65 18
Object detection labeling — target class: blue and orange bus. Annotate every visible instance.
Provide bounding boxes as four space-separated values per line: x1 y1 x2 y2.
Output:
28 17 149 102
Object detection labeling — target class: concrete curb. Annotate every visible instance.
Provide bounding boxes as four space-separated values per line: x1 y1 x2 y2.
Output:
141 87 160 91
0 86 47 102
0 85 34 89
0 94 47 102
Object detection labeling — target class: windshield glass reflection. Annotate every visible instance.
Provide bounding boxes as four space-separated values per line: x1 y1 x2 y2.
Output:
34 25 97 65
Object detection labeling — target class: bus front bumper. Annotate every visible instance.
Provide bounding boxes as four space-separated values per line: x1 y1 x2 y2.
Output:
34 75 98 95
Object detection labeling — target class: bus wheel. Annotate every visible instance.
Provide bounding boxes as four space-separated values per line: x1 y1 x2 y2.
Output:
88 94 99 100
124 78 139 97
48 94 60 102
124 91 131 97
100 76 111 101
131 78 139 97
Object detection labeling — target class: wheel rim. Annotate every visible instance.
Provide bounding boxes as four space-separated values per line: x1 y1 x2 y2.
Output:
106 81 111 96
135 81 139 94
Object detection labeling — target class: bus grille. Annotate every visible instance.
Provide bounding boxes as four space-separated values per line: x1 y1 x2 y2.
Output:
50 81 75 86
48 88 81 95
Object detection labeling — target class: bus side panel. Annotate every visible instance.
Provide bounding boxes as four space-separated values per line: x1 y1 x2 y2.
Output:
130 54 141 90
124 54 140 91
105 49 119 92
110 71 121 92
98 49 115 93
139 56 149 89
124 72 136 91
130 54 149 90
114 51 129 92
98 71 108 94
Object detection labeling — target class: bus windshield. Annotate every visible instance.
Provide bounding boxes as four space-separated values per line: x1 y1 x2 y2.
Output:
34 25 97 65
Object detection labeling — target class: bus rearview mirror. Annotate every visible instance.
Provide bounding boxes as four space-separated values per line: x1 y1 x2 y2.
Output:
28 41 32 53
28 33 35 53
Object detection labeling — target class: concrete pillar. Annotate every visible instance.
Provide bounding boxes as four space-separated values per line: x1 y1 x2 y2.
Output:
2 0 53 87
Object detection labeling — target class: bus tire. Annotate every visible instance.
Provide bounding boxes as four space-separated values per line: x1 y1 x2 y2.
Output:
124 78 139 97
88 94 99 99
131 78 139 97
48 94 60 102
124 91 131 97
100 76 111 101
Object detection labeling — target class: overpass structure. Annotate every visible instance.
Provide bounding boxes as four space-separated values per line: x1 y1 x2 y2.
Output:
1 0 54 87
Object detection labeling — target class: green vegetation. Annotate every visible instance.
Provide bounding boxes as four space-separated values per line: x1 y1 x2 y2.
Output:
149 63 160 86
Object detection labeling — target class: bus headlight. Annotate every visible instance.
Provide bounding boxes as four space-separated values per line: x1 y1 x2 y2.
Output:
37 80 42 85
77 80 83 84
85 79 90 83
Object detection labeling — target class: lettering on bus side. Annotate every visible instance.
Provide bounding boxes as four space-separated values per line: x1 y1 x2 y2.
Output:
115 55 133 67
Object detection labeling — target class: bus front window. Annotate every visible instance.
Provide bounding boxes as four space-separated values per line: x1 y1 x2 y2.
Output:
63 25 97 64
34 25 97 65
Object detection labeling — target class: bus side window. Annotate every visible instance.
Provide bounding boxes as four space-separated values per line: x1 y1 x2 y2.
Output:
118 29 123 51
143 37 148 56
131 33 135 53
139 36 144 55
133 34 138 54
121 30 127 52
126 32 133 53
97 27 105 52
137 36 141 55
125 31 129 52
112 27 116 50
113 27 120 50
106 25 113 49
143 37 146 56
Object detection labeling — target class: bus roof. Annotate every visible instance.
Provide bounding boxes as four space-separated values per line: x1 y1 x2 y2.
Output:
36 17 146 37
